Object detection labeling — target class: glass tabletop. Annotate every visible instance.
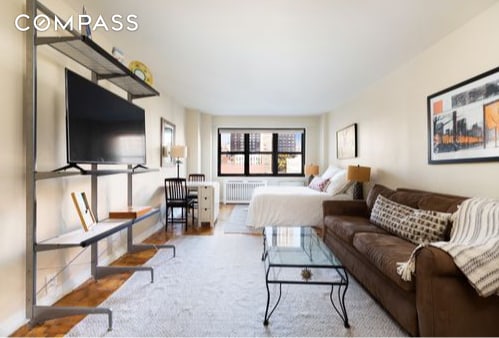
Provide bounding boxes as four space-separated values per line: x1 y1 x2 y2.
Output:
263 226 343 267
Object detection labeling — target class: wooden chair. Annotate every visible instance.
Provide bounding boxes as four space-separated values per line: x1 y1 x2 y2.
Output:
188 174 205 224
164 178 193 231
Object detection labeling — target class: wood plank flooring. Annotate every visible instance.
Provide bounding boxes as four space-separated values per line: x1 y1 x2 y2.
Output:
10 204 233 337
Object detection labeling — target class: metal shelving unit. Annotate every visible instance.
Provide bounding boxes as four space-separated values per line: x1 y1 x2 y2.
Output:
24 0 173 330
44 35 159 99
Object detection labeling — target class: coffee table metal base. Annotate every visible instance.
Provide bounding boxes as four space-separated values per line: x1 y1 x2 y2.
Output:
262 266 350 328
261 226 350 328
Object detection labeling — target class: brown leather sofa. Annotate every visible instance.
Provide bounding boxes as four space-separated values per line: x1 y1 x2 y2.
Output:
322 184 499 336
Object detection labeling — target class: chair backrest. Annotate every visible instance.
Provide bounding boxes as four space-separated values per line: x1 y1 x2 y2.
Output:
164 178 188 201
188 173 205 182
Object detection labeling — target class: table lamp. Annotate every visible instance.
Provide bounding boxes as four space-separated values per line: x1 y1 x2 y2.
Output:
304 164 320 184
171 145 187 178
347 165 371 200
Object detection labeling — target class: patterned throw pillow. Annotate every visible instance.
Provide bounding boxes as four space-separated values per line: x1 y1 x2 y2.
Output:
399 209 451 244
370 195 451 244
370 194 414 229
308 176 329 192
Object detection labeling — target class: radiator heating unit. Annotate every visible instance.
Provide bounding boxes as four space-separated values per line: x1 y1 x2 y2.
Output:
223 180 267 204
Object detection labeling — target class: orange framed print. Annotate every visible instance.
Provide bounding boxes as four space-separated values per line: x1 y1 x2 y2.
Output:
428 66 499 164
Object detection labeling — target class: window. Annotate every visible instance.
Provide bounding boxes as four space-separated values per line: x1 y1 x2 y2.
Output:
218 129 305 176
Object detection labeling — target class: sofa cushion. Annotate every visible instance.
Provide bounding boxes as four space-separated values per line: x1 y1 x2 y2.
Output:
353 232 417 292
370 195 451 245
418 194 465 213
389 190 431 209
366 184 396 211
324 215 388 244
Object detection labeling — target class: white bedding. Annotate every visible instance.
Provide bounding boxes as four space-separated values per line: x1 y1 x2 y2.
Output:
246 185 351 228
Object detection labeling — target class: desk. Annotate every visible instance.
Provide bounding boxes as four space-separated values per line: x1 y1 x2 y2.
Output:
187 181 220 227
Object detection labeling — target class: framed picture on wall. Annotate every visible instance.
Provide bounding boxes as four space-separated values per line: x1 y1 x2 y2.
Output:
336 123 357 159
428 66 499 164
160 118 175 167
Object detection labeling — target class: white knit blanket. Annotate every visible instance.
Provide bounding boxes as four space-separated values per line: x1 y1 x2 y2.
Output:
397 197 499 297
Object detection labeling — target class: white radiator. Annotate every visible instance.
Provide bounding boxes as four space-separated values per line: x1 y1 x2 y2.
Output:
223 180 267 204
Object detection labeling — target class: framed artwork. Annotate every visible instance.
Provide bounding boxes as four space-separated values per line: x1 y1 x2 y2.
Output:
336 123 357 159
428 66 499 164
71 192 96 232
160 118 175 167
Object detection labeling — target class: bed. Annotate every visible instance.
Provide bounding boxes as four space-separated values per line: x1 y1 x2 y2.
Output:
246 166 353 228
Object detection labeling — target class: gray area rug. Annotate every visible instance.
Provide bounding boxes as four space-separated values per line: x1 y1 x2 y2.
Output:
67 231 407 337
224 204 261 234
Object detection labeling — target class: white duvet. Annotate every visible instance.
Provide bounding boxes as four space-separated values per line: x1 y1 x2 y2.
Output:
246 185 351 228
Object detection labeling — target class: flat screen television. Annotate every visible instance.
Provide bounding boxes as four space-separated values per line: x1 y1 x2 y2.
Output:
65 68 146 165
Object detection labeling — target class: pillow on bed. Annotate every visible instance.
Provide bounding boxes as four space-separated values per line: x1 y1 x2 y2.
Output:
325 170 351 195
321 165 342 181
308 176 329 192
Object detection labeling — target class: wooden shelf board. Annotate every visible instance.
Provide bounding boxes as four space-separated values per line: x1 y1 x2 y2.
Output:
37 219 132 249
109 206 153 219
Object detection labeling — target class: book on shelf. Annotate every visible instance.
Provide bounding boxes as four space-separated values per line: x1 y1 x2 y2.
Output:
71 192 96 232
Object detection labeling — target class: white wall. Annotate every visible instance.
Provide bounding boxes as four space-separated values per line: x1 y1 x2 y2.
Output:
1 1 186 334
1 0 27 334
327 2 499 198
185 108 202 173
201 112 214 179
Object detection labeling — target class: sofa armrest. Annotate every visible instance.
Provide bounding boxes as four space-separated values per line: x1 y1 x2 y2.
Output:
416 246 460 277
416 246 499 336
323 200 369 218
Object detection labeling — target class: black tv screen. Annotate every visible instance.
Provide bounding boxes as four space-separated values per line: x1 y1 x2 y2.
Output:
65 69 146 165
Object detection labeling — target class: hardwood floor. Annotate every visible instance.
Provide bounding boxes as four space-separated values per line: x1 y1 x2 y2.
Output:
10 204 233 337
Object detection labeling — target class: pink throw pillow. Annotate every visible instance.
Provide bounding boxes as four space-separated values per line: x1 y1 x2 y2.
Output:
308 176 329 192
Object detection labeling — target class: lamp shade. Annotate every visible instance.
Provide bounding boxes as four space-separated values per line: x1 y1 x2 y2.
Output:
347 165 371 182
304 164 319 176
171 145 187 158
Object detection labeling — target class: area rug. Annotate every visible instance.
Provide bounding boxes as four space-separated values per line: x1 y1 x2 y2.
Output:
224 204 261 234
67 232 407 337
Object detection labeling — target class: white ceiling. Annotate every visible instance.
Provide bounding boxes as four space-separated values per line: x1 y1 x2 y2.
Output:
66 0 496 116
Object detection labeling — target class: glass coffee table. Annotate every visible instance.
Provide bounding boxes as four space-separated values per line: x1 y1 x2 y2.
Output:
262 226 350 328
